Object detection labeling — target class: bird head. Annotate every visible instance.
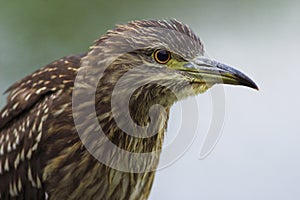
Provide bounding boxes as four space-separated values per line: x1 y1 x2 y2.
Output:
86 19 258 106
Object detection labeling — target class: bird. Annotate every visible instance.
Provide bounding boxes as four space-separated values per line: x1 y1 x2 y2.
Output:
0 19 258 200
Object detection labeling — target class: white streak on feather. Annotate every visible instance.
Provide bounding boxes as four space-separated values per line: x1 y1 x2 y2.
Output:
14 153 20 169
36 175 42 188
36 87 47 95
24 93 32 101
21 121 26 132
67 67 77 71
53 103 68 116
12 102 19 110
27 166 37 187
36 131 42 143
9 183 14 196
32 121 36 132
12 142 17 150
7 141 11 152
5 133 9 142
32 142 38 151
20 148 25 161
26 117 30 128
26 148 32 159
38 121 43 133
12 180 18 196
18 177 22 191
29 130 33 138
51 75 57 79
0 144 4 155
4 157 9 171
45 192 49 200
1 109 8 118
10 89 25 101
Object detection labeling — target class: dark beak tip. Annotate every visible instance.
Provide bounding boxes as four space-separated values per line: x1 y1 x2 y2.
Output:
251 85 259 91
242 80 259 91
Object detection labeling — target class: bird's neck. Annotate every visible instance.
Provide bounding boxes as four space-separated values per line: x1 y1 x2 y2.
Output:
95 82 174 153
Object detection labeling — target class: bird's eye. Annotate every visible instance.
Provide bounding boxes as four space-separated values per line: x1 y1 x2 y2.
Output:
153 50 171 64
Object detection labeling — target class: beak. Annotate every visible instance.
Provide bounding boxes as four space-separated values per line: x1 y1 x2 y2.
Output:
183 56 258 90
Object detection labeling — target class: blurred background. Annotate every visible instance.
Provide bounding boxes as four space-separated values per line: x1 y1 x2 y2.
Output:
1 0 300 199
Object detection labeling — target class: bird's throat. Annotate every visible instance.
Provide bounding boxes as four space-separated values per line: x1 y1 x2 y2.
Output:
95 82 173 153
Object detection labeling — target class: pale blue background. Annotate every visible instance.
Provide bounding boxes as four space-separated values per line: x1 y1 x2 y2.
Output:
1 0 299 199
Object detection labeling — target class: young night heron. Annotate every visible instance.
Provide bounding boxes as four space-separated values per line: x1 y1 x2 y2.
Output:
0 19 257 199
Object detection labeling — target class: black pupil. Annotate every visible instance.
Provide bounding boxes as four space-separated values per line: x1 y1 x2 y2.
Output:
157 50 169 62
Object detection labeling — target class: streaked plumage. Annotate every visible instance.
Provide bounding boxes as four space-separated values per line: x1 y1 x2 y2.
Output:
0 19 257 199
